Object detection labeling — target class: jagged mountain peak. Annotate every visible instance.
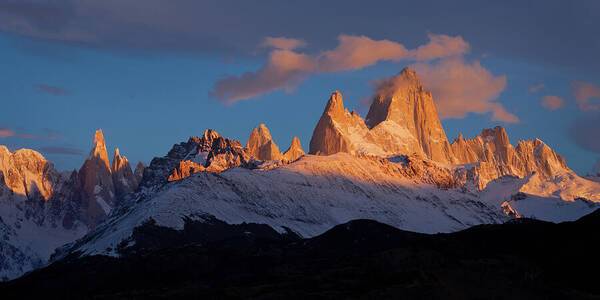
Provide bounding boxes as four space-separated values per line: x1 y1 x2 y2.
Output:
399 66 418 77
111 147 137 199
283 136 305 162
366 69 430 128
202 128 221 141
364 69 454 163
89 129 110 170
480 126 510 144
290 136 302 148
324 90 346 118
247 123 281 161
79 130 118 228
0 145 56 201
111 147 131 173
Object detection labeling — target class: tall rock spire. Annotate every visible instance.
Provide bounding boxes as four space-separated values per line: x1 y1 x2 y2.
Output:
310 69 455 163
246 123 282 161
111 147 138 198
309 91 367 155
283 136 305 162
78 129 116 228
365 67 455 163
89 129 111 170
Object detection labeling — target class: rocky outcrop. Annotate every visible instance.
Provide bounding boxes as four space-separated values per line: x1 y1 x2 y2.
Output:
365 68 455 163
309 91 371 155
0 147 86 281
205 136 249 172
452 127 570 189
0 146 58 200
168 160 205 182
111 148 138 198
310 69 454 163
282 136 305 162
246 124 282 161
78 130 117 228
150 129 250 184
309 69 573 190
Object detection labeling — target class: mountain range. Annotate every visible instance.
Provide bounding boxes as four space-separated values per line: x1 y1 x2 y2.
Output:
1 68 600 281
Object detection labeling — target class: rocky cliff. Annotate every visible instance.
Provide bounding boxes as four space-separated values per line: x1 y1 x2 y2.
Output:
282 136 305 162
452 127 570 188
78 130 117 227
310 69 454 163
246 124 282 161
310 68 572 190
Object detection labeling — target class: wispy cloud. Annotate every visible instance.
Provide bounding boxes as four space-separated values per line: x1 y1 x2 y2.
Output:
541 95 564 110
0 127 34 139
38 146 83 156
212 33 469 104
0 128 16 138
410 58 517 123
316 35 410 72
573 81 600 111
0 127 63 140
36 84 69 96
211 49 316 104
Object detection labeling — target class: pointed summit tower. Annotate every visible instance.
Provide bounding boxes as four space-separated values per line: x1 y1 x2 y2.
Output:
365 67 455 163
246 123 282 161
89 129 111 170
78 129 117 228
283 136 305 162
309 69 455 163
111 147 138 198
309 91 370 155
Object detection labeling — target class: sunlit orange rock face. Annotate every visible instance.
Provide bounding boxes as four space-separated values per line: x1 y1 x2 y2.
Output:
78 130 117 227
282 136 305 162
0 145 58 200
77 130 140 228
451 127 570 188
246 123 282 161
365 68 455 164
111 148 138 198
161 129 250 182
168 160 205 182
309 68 454 163
308 68 571 189
165 126 307 182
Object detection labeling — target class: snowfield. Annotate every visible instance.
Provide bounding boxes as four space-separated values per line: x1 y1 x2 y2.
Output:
64 153 506 257
61 153 600 259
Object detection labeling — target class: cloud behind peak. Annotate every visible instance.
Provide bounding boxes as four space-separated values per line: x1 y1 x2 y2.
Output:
212 33 471 104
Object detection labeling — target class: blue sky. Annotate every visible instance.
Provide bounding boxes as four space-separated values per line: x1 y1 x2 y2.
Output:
1 1 599 174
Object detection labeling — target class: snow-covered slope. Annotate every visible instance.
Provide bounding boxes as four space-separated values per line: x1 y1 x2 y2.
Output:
5 68 600 281
0 148 88 280
60 153 506 258
480 172 600 222
0 131 138 280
